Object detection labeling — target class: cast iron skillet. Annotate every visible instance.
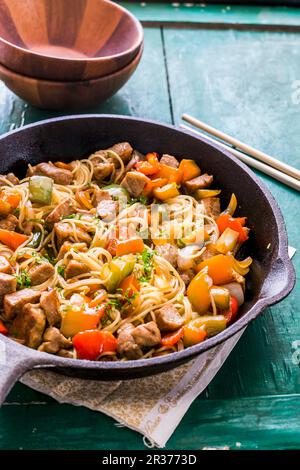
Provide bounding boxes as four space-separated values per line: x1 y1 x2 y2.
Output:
0 115 295 404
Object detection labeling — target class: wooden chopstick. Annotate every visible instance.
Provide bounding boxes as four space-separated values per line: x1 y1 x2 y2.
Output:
180 123 300 192
182 113 300 182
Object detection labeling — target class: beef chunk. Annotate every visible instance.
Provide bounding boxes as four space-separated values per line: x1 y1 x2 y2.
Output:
57 349 74 358
202 197 221 219
92 188 111 207
57 241 87 260
184 174 213 191
28 262 55 286
65 260 88 279
11 303 45 349
156 304 184 332
38 327 72 354
117 324 143 360
3 288 41 320
121 171 148 197
0 273 17 304
28 162 73 185
54 222 92 246
93 162 114 181
155 243 178 266
0 214 18 231
160 154 179 168
0 173 19 186
45 198 75 227
180 269 194 286
97 199 118 221
40 289 61 326
131 321 161 347
109 142 133 163
0 255 13 274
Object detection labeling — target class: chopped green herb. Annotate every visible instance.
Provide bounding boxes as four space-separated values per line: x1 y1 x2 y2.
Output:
124 288 138 305
16 270 31 288
130 194 149 205
57 265 65 277
139 249 154 283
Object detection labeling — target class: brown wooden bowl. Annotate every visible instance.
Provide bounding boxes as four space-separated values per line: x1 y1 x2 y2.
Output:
0 46 143 110
0 0 143 81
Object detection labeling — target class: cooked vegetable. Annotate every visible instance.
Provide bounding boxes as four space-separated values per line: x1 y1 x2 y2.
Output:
102 255 135 293
0 319 8 335
143 177 168 196
29 175 53 204
61 307 102 337
27 230 42 248
153 182 180 201
0 229 29 250
222 193 237 216
89 290 107 308
135 152 160 176
156 164 182 184
217 213 249 243
215 227 239 254
73 329 117 360
102 184 129 200
221 282 244 306
195 189 221 199
116 237 144 257
183 321 207 346
179 159 201 183
188 315 227 337
187 267 213 314
196 254 234 285
223 296 239 324
161 327 183 347
210 286 230 310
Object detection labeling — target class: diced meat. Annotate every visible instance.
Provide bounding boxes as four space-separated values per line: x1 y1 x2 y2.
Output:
109 142 133 163
28 262 55 286
0 173 19 186
3 288 41 320
93 162 114 181
184 174 213 191
156 304 184 332
0 214 18 231
54 222 92 246
155 243 178 266
40 289 61 326
131 321 161 347
92 188 111 206
45 198 75 227
180 269 195 286
202 197 221 219
160 154 179 168
0 255 13 274
38 327 72 354
121 171 148 197
57 241 87 260
11 303 46 349
57 349 74 358
125 150 146 172
65 260 88 279
27 162 73 185
0 273 17 304
97 199 118 221
117 324 143 360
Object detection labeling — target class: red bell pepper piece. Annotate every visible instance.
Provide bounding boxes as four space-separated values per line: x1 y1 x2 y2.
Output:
73 329 117 361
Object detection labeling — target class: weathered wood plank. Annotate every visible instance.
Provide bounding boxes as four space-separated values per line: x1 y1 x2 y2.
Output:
1 394 300 449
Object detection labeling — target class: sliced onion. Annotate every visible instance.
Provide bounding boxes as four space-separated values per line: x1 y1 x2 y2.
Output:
221 282 244 306
177 244 205 271
232 256 253 275
222 193 237 216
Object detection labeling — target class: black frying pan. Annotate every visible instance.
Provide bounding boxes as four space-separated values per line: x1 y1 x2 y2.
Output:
0 115 295 404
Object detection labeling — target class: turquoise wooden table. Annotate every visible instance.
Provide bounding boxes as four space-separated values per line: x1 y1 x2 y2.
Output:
0 3 300 450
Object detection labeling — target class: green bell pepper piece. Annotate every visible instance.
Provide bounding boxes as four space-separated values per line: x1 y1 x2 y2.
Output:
29 176 53 204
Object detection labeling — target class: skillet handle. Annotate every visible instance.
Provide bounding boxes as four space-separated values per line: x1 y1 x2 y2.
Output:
0 337 48 406
261 255 295 303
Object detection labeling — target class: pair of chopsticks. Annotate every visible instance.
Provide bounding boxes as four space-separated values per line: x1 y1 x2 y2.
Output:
181 113 300 192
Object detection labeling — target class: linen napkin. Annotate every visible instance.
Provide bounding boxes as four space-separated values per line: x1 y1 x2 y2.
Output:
19 246 296 448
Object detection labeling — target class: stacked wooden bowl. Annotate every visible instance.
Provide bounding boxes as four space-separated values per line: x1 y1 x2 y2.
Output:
0 0 143 109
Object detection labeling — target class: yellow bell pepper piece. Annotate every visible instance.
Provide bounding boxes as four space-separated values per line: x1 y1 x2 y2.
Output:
187 267 213 314
183 321 207 347
61 309 100 337
188 315 227 337
153 183 180 201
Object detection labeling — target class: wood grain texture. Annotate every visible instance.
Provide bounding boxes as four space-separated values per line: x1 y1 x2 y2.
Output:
0 0 143 80
0 46 143 110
